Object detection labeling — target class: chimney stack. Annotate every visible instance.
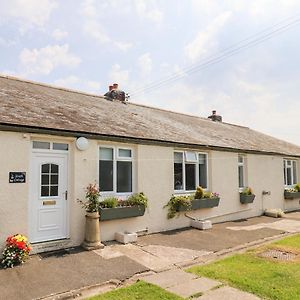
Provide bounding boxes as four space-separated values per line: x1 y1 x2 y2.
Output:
208 110 222 122
104 83 126 102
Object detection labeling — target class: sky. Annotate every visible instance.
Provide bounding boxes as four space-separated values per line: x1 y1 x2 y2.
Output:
0 0 300 146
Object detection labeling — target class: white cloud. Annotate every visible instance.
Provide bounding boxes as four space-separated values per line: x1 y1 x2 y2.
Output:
138 53 152 74
52 29 68 41
86 80 101 91
54 75 79 88
185 11 232 62
0 0 57 31
109 64 129 85
134 0 163 24
19 44 81 75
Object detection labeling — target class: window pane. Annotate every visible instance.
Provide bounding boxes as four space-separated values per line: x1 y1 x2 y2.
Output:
174 163 183 190
292 161 297 184
33 141 50 149
238 165 244 188
41 174 49 185
287 167 292 185
174 152 183 163
185 164 196 190
199 156 207 189
51 175 58 185
117 161 132 193
100 148 113 160
118 149 132 158
50 185 58 196
41 185 49 197
99 160 113 191
51 164 59 174
42 164 50 173
185 151 197 162
53 143 68 150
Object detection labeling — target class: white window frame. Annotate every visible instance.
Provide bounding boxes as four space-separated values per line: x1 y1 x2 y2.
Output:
238 154 246 190
99 145 134 196
174 150 208 193
284 159 298 187
32 140 69 153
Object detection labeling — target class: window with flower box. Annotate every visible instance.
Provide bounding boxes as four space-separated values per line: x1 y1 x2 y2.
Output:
174 151 208 192
284 159 297 187
99 147 133 194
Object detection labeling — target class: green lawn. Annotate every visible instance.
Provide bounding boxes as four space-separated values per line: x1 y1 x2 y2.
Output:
188 234 300 300
88 281 183 300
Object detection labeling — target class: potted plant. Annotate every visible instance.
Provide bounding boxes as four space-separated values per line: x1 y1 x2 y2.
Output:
99 192 148 221
240 187 255 204
284 183 300 200
2 234 31 268
78 183 104 250
164 186 220 219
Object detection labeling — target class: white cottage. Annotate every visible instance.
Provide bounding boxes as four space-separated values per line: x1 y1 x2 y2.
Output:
0 75 299 252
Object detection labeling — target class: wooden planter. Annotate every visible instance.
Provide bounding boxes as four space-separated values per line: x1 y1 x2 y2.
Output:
240 194 255 204
284 191 300 200
99 205 146 221
177 197 220 211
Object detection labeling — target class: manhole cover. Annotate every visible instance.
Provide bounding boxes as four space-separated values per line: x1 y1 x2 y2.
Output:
260 249 297 261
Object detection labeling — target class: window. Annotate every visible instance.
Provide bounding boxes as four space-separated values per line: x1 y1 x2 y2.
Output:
41 163 59 197
238 155 246 188
99 147 133 193
284 159 297 186
33 141 68 151
174 151 208 192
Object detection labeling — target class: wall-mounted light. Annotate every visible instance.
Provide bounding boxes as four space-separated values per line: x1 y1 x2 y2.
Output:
76 137 89 151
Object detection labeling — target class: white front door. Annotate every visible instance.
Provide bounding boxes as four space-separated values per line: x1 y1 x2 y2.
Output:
29 152 68 243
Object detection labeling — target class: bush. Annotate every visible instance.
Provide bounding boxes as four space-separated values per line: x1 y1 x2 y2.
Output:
240 187 253 195
195 186 204 199
295 183 300 192
99 197 118 208
127 192 148 207
164 195 192 219
2 234 31 268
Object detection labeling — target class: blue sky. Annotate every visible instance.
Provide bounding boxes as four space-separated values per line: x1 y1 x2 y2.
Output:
1 0 300 145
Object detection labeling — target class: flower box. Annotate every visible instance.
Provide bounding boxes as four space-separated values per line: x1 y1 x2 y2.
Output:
99 205 146 221
284 191 300 200
177 197 220 211
240 194 255 204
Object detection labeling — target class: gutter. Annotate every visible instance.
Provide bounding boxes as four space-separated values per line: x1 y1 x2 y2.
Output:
0 122 299 158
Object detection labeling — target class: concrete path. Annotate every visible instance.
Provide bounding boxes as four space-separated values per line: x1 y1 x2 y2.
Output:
143 268 260 299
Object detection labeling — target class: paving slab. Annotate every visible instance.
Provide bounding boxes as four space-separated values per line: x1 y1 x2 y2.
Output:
0 249 147 300
143 268 197 288
112 244 173 271
166 277 221 298
196 286 261 300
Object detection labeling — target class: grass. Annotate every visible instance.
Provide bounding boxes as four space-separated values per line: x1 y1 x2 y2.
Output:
187 234 300 300
88 281 183 300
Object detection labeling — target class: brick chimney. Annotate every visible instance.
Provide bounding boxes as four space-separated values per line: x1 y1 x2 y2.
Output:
208 110 222 122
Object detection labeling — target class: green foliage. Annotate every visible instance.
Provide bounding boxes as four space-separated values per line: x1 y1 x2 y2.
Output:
78 183 101 213
164 195 192 219
99 197 118 208
203 191 212 198
88 281 183 300
194 186 204 199
295 183 300 192
127 192 148 208
240 187 253 195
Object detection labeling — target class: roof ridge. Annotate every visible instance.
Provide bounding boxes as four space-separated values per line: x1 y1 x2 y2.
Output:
0 74 106 100
0 73 248 129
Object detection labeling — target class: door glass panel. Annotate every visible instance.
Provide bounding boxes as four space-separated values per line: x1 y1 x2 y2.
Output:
40 163 59 197
53 143 69 150
33 141 50 149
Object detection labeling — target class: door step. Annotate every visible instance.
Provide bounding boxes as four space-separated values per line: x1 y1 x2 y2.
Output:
30 239 71 254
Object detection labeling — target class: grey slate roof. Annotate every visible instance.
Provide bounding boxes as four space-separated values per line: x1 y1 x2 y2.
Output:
0 75 299 157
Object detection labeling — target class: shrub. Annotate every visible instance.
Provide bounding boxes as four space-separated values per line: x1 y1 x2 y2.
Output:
99 197 118 208
295 183 300 192
241 187 253 195
164 195 192 219
2 234 31 268
195 186 204 199
78 183 101 212
127 192 148 208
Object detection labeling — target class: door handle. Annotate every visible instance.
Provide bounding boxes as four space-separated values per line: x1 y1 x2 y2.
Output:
65 190 68 200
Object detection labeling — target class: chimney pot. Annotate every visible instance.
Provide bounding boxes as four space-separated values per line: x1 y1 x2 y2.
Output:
208 110 222 122
109 85 113 91
113 83 118 90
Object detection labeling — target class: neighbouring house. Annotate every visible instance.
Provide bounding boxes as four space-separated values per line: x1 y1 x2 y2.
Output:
0 75 299 253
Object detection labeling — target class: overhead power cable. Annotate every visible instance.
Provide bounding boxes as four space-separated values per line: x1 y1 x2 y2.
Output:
129 14 300 98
